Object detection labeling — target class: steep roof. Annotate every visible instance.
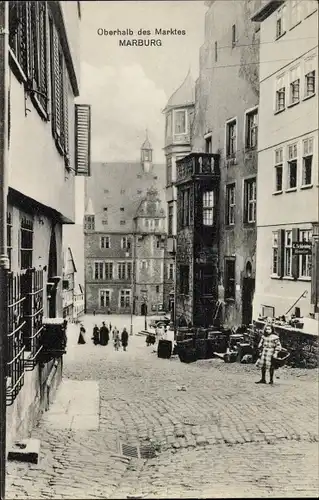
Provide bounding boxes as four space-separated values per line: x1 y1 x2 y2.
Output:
85 161 166 232
164 70 195 111
63 246 77 274
141 137 152 150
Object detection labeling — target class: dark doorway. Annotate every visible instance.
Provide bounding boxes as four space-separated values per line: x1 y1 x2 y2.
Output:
48 226 57 318
141 303 147 316
242 277 255 325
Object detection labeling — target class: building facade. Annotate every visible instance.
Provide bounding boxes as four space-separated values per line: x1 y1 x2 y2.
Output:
175 153 220 327
6 1 90 447
84 137 170 315
191 0 261 327
62 247 76 320
252 0 318 319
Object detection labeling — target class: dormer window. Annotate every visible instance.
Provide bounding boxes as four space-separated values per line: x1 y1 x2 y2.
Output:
174 110 186 135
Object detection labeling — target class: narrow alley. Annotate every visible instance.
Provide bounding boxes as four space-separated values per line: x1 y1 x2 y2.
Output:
6 315 319 499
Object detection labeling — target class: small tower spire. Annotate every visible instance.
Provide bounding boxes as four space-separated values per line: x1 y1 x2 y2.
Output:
141 130 153 172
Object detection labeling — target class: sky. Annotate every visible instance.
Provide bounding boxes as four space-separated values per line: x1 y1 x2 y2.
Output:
78 1 207 163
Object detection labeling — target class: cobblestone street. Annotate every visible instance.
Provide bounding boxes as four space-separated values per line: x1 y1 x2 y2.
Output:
6 315 319 499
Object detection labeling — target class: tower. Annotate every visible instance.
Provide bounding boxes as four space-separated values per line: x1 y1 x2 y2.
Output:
141 130 153 173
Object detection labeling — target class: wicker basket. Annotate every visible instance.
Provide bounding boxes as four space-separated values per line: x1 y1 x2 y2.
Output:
271 349 290 369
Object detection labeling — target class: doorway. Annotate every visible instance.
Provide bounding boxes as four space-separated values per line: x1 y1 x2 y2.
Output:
242 277 255 325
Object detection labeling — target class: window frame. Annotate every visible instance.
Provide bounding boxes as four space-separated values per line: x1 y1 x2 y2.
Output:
301 137 314 187
120 289 131 308
245 107 258 150
174 109 187 135
275 5 286 39
284 230 293 277
275 74 286 112
288 66 300 106
226 183 236 226
20 215 34 270
274 147 284 193
99 289 111 308
286 142 298 191
226 118 237 158
272 231 279 276
100 236 110 249
202 190 215 226
243 177 257 224
299 230 312 279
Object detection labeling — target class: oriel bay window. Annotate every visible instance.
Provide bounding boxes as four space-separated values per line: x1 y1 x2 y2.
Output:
174 109 187 135
287 143 298 189
20 216 33 270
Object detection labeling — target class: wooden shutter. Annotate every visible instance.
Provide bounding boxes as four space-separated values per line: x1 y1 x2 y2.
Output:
277 229 285 278
291 228 299 279
63 71 69 154
38 2 47 108
50 21 61 138
75 104 91 176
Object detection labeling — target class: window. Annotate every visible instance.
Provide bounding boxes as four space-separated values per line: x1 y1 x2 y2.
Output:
154 219 159 228
103 207 108 212
105 262 113 280
179 265 189 295
244 178 256 224
84 215 95 230
226 119 237 157
102 219 108 225
181 188 190 227
200 265 214 296
287 143 298 189
274 148 283 192
304 57 316 98
7 212 12 269
166 156 172 185
165 112 172 138
275 75 286 111
302 137 313 186
168 263 174 280
156 238 161 249
99 290 110 308
20 216 33 269
137 189 142 194
289 67 300 105
276 5 286 39
104 189 109 194
174 110 186 135
121 237 131 250
246 109 258 149
9 2 49 115
214 41 218 62
290 0 301 28
145 219 149 228
224 259 235 300
168 203 174 235
120 220 126 225
299 230 312 278
232 24 236 47
272 231 279 275
284 230 292 276
118 262 131 280
202 190 214 226
141 260 148 270
94 262 104 280
205 136 212 153
120 290 131 308
226 184 236 225
101 236 110 249
120 189 126 194
156 285 160 294
120 207 124 212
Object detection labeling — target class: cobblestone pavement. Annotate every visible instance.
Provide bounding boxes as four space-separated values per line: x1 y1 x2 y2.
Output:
6 314 319 499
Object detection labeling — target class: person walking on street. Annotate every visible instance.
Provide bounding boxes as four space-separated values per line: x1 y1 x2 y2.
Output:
113 329 121 351
92 324 100 345
77 324 86 345
100 321 109 346
121 327 129 352
255 323 282 385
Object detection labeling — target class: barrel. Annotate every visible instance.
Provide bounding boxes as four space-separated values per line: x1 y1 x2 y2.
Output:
157 339 172 359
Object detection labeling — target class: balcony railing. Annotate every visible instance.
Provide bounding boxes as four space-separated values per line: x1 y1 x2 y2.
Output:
6 272 27 406
176 153 220 184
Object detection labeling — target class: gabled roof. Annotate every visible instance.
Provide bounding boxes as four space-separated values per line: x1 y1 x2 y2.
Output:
134 188 166 220
164 70 195 112
63 246 77 274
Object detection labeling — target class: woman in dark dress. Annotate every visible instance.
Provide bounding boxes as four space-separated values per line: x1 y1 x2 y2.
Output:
77 324 86 344
92 325 100 345
121 327 129 352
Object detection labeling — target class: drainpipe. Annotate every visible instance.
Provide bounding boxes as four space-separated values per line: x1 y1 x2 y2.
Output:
0 2 9 498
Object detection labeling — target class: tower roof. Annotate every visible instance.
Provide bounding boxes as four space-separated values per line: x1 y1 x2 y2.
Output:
85 198 94 215
141 129 152 150
164 70 195 111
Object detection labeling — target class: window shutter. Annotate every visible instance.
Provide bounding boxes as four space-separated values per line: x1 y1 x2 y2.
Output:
38 2 47 106
50 21 61 138
63 72 69 154
291 227 299 279
277 229 285 278
311 239 319 309
75 104 91 176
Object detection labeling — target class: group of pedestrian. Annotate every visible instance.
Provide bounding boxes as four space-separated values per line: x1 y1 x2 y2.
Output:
77 321 129 351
